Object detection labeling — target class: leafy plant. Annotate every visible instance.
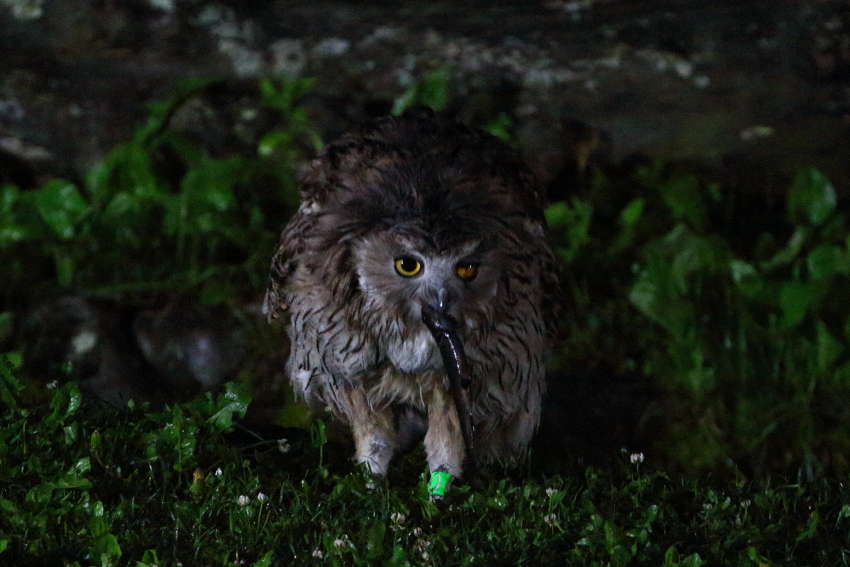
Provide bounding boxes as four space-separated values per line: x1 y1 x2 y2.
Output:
551 162 850 477
390 67 515 142
392 67 451 115
0 77 320 303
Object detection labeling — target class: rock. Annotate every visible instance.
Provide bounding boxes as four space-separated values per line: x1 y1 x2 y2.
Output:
134 301 246 393
0 0 847 192
18 295 248 404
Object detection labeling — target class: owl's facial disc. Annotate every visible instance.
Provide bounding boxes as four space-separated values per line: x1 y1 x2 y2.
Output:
391 254 481 316
353 233 496 333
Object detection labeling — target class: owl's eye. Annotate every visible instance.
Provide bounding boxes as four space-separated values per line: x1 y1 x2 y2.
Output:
394 257 423 277
455 263 479 281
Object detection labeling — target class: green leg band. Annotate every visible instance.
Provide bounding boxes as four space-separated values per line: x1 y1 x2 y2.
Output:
428 471 452 497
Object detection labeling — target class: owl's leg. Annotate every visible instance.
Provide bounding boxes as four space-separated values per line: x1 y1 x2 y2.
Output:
341 387 397 476
423 386 465 479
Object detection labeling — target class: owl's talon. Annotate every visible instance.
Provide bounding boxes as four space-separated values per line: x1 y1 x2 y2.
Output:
428 470 452 499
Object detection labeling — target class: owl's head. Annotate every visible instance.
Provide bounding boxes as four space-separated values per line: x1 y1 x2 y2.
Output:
350 227 502 331
300 107 549 335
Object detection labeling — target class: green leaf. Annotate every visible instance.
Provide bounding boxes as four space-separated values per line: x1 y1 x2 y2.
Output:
480 112 513 143
366 522 387 559
0 184 30 246
807 244 850 280
680 553 706 567
252 551 274 567
259 77 316 112
311 418 327 449
104 191 138 218
620 198 644 226
136 550 160 567
545 198 593 262
658 172 706 228
666 226 727 290
730 259 757 284
35 180 88 239
796 511 819 542
487 494 508 510
0 350 22 407
392 67 451 115
761 226 808 271
0 183 16 213
788 167 836 226
258 130 294 157
629 243 700 336
92 532 122 566
47 382 83 425
207 382 251 430
816 322 844 371
55 253 75 287
544 201 570 226
89 143 162 202
779 281 825 328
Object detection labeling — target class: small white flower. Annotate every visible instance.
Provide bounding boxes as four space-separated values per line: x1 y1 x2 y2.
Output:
413 527 424 537
741 499 752 508
46 380 58 390
391 512 406 525
312 549 324 559
333 535 354 551
544 514 558 525
257 492 267 503
237 495 250 506
277 438 291 453
215 467 223 476
630 452 645 465
545 488 557 498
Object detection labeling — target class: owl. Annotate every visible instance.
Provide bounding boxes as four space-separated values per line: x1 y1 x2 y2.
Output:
264 107 558 490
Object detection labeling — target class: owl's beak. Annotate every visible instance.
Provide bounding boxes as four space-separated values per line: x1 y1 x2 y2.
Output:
421 286 456 325
436 287 450 314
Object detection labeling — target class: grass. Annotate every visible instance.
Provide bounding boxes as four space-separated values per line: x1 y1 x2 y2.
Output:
2 75 850 565
3 370 850 566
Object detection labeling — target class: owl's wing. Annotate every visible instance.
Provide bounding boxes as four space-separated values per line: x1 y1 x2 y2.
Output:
263 251 290 323
263 206 315 323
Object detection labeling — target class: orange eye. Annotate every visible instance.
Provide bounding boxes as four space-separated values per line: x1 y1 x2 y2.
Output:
455 263 479 281
394 257 423 277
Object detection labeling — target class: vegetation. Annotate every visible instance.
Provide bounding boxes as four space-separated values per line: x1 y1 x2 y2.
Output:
0 77 319 302
3 366 850 566
2 75 850 564
547 163 850 479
